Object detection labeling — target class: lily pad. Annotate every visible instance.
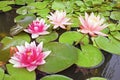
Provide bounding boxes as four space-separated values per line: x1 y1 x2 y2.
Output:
52 1 66 10
110 11 120 20
36 8 50 18
86 77 107 80
14 14 36 27
59 31 89 45
41 75 73 80
3 74 14 80
94 36 120 55
36 31 58 43
28 2 48 9
0 32 30 62
0 68 4 80
38 42 78 73
75 44 104 68
6 64 35 80
111 31 120 40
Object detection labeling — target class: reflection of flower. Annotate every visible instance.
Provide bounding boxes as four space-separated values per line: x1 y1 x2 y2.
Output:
24 18 50 39
48 10 72 29
9 41 51 72
78 12 108 36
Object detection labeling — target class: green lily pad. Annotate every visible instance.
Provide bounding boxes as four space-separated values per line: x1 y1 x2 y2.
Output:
16 6 28 15
86 77 107 80
75 44 104 68
108 23 116 31
0 68 4 80
116 23 120 30
94 36 120 55
41 75 73 80
36 31 58 43
111 31 120 40
3 74 15 80
2 6 12 12
52 1 66 10
14 14 36 27
6 64 35 80
15 0 34 5
12 14 36 35
59 31 89 45
38 42 78 73
0 32 30 62
36 8 50 18
29 2 48 9
110 11 120 20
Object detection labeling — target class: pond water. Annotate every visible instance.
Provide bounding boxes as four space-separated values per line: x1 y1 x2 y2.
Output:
0 11 120 80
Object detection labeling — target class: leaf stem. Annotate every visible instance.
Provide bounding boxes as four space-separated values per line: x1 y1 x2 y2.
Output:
75 34 86 45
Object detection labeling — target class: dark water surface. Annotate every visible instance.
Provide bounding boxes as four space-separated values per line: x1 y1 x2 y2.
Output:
0 11 120 80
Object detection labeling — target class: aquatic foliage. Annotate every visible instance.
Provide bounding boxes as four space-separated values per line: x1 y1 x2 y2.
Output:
0 0 120 80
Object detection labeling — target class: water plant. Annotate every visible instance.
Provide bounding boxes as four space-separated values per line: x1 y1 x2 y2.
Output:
0 0 120 80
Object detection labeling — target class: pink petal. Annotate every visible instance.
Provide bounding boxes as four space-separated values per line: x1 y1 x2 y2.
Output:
94 31 108 36
27 66 37 72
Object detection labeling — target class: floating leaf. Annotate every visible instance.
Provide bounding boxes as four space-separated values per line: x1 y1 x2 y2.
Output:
0 68 4 80
16 6 28 15
94 36 120 55
70 17 79 27
10 24 24 36
111 31 120 40
29 2 48 9
76 44 104 68
116 23 120 30
86 77 107 80
3 74 14 80
6 64 35 80
59 31 89 45
0 32 30 62
15 0 34 5
36 31 58 43
108 23 116 31
38 42 78 73
2 6 12 12
36 8 50 18
110 11 120 20
41 75 73 80
52 1 66 10
14 14 36 27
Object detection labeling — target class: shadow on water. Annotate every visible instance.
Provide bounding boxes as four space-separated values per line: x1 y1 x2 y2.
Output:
0 10 17 40
0 11 120 80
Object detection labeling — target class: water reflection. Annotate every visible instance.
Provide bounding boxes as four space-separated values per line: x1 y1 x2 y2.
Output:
0 11 16 40
102 54 120 80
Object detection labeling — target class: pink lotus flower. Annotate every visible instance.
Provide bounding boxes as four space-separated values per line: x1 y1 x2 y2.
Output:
78 12 108 36
9 41 51 72
24 18 50 39
48 10 72 29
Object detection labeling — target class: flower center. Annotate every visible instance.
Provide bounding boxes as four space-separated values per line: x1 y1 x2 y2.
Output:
26 51 32 56
91 17 98 23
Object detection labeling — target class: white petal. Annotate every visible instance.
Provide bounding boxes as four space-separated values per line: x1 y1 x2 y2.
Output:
24 29 30 33
9 59 21 67
43 51 51 59
27 66 37 72
38 31 50 35
37 42 43 50
31 34 39 39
